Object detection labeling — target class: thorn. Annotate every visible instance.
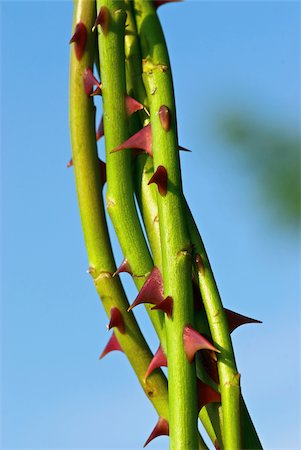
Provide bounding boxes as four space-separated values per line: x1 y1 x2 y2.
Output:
107 307 126 334
128 267 164 312
125 95 144 116
69 22 87 61
113 258 132 277
98 159 107 185
96 116 104 141
197 379 221 411
195 253 205 275
99 332 123 359
111 124 153 156
93 6 110 34
158 105 171 132
183 325 220 363
67 158 73 168
83 68 102 96
148 166 168 197
178 145 192 153
151 296 173 318
143 417 169 447
154 0 182 8
144 346 167 381
225 308 262 334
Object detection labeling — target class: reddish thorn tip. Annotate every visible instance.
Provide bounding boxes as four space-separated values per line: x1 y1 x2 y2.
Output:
128 267 164 312
183 325 220 363
197 379 221 411
125 95 144 116
151 295 173 318
225 308 262 334
99 332 123 359
144 346 167 381
83 68 102 96
148 165 168 197
93 6 110 34
96 116 104 141
143 417 169 447
158 105 171 131
107 307 126 334
111 124 152 156
113 259 132 277
178 145 192 153
69 22 87 61
67 158 73 168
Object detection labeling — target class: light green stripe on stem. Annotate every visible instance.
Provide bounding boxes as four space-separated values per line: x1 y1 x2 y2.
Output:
69 0 169 423
96 0 166 343
133 1 199 449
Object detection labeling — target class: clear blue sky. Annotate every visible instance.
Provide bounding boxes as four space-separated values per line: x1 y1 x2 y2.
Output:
1 1 300 449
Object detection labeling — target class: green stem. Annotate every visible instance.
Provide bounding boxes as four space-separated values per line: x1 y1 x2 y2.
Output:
96 0 166 344
187 203 243 449
133 2 199 449
69 0 169 424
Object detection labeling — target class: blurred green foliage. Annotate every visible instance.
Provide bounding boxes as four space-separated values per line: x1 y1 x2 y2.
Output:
219 113 300 231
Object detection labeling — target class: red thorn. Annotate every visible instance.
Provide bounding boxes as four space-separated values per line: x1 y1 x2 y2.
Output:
98 158 106 185
183 325 220 363
151 296 173 318
69 22 87 61
108 307 126 334
154 0 182 8
83 68 102 96
197 379 221 411
144 346 167 381
99 332 123 359
93 6 110 34
96 116 104 141
111 124 153 156
225 308 262 334
128 267 164 312
113 258 132 277
158 105 171 131
143 417 169 447
67 158 73 168
148 165 168 197
90 86 102 97
125 95 144 116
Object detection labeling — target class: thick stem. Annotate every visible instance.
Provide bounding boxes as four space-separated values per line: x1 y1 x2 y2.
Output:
96 0 166 343
133 2 199 449
69 0 169 423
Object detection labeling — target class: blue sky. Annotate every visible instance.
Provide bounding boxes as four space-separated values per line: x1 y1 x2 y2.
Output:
1 1 300 449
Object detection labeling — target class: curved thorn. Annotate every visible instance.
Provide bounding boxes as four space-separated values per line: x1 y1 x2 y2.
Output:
69 22 87 61
93 6 110 34
99 332 123 359
197 379 221 411
143 417 169 447
83 68 102 96
113 258 132 277
125 95 144 116
128 267 164 312
183 325 220 363
225 308 262 334
151 295 173 318
148 165 168 196
111 124 152 156
107 307 126 334
144 346 167 381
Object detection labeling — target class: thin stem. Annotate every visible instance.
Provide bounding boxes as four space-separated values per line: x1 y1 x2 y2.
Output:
133 1 199 449
69 0 169 423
